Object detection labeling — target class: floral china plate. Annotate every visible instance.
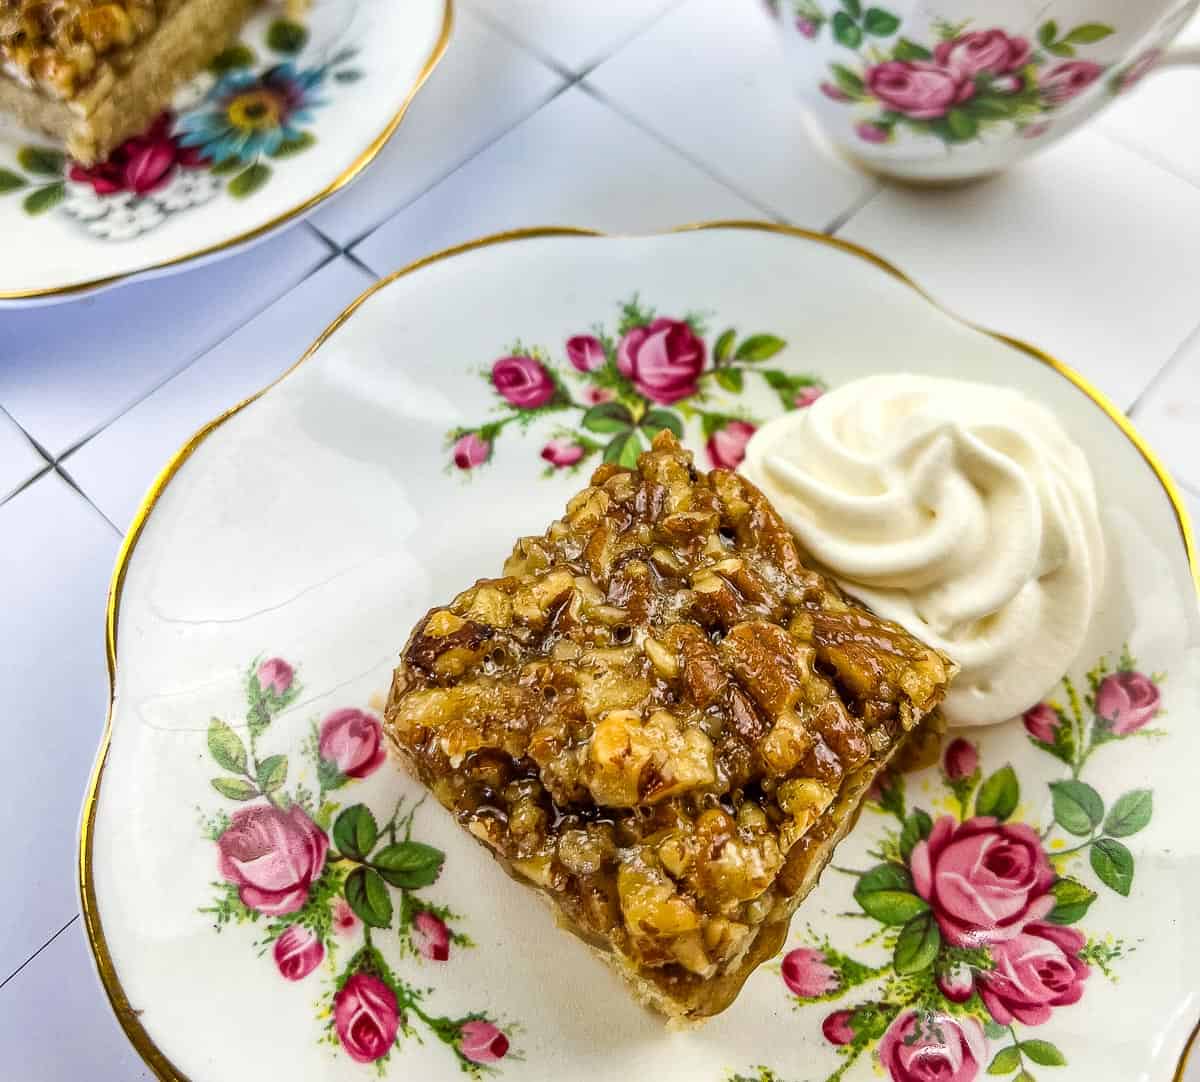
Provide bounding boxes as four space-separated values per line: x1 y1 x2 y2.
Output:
80 223 1200 1082
0 0 450 303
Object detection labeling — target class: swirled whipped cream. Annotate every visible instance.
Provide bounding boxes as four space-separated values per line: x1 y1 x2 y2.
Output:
742 374 1105 727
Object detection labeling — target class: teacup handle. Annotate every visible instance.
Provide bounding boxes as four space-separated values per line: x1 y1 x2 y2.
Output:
1155 43 1200 68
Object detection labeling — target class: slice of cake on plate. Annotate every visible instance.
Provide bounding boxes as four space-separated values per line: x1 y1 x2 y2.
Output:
384 432 954 1022
0 0 256 165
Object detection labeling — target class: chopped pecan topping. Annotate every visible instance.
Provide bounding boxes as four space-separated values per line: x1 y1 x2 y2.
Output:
1 0 168 100
385 432 953 1018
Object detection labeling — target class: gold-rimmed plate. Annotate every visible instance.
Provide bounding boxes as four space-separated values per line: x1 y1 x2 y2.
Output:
0 0 450 303
80 223 1199 1082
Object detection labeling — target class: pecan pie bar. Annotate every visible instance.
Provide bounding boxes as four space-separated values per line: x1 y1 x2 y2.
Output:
1 0 255 165
384 433 953 1022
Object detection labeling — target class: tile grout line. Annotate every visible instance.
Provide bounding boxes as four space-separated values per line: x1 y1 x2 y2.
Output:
566 0 694 81
1095 125 1200 199
0 914 78 991
1126 313 1200 418
574 80 787 225
53 462 124 537
341 77 580 255
0 400 50 463
56 246 346 469
339 248 383 281
460 0 691 83
0 401 53 509
824 182 884 235
1 462 54 507
302 220 339 257
458 2 576 80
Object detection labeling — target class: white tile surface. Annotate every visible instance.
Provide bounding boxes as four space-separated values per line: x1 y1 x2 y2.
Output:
0 473 118 979
1099 15 1200 191
587 0 874 227
63 258 376 532
4 0 1200 1072
0 919 153 1081
464 0 681 73
0 225 331 458
0 407 47 502
837 130 1200 410
352 87 761 276
309 8 566 248
1187 485 1200 534
1131 320 1200 495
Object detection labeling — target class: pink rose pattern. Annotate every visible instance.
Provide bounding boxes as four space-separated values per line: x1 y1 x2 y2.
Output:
317 707 387 780
452 433 491 471
491 355 557 409
217 803 329 916
274 925 324 981
781 947 840 998
333 974 401 1064
911 817 1057 947
760 647 1161 1082
978 923 1089 1025
865 61 975 119
1095 669 1161 735
447 296 821 476
201 656 511 1073
706 420 757 471
780 6 1116 148
879 1011 987 1082
617 317 706 404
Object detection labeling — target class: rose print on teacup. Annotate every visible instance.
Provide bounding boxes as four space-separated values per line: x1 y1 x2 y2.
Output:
731 646 1162 1082
199 655 514 1074
934 30 1030 78
782 6 1116 148
445 295 823 477
1040 60 1104 103
864 61 974 120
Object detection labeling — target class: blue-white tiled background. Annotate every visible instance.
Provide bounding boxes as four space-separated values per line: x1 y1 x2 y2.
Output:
2 2 1199 1078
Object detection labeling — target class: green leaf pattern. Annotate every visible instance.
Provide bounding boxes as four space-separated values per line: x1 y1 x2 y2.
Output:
766 645 1161 1082
199 654 512 1071
783 3 1118 148
447 297 823 476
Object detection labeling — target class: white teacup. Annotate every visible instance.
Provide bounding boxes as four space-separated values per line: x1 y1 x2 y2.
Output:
763 0 1200 181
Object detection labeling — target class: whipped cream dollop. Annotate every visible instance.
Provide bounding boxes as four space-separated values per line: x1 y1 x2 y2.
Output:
742 374 1105 727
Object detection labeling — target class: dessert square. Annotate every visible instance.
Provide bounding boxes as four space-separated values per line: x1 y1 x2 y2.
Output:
384 432 953 1022
1 0 256 165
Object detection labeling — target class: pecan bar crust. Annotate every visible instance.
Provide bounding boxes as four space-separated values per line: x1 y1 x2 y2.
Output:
385 432 953 1022
1 0 254 165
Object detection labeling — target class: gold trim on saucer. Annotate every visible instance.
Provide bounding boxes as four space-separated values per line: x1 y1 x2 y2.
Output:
0 0 454 302
78 221 1199 1082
